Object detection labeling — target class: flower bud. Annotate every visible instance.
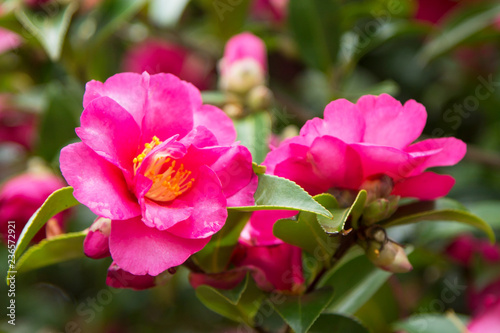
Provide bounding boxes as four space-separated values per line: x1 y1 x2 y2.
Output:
362 195 399 225
83 217 111 259
365 240 412 273
220 58 266 94
247 85 273 111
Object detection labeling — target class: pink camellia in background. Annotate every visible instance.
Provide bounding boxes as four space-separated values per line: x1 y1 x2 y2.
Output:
61 72 256 281
251 0 288 23
0 27 21 55
123 40 214 91
0 168 67 244
219 32 267 93
0 95 37 150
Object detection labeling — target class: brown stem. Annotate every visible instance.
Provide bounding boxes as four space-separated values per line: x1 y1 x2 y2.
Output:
465 145 500 169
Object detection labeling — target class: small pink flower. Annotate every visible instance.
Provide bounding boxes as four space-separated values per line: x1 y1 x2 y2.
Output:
251 0 288 23
0 28 21 55
123 40 214 90
0 170 67 244
60 72 256 277
219 32 267 93
264 94 466 199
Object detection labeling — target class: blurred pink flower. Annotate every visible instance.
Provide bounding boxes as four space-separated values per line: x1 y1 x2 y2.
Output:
414 0 461 24
219 32 267 93
446 234 500 266
0 170 67 244
0 28 21 55
123 39 213 90
263 94 466 199
251 0 288 23
0 95 37 150
468 283 500 333
60 72 256 277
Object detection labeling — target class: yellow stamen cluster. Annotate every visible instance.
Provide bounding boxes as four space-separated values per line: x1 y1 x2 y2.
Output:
145 156 195 202
133 136 161 174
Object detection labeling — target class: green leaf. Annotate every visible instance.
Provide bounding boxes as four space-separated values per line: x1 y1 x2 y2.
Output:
272 287 335 333
319 246 392 315
309 314 370 333
392 313 469 333
148 0 190 27
234 112 272 165
13 230 87 274
15 2 77 61
288 0 341 72
8 186 80 281
229 174 332 218
196 274 265 326
382 208 495 244
192 211 251 273
87 0 147 47
467 200 500 230
418 3 500 64
197 0 252 40
317 190 367 234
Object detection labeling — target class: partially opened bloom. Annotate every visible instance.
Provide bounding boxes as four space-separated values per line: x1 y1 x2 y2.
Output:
244 94 466 241
123 40 213 90
219 32 267 94
60 72 256 278
0 168 67 244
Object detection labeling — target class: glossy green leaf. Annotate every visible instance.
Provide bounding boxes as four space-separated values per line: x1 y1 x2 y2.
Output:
13 230 87 274
15 2 77 61
309 314 370 333
418 3 500 64
317 190 367 233
148 0 190 27
319 246 392 315
8 186 80 281
229 174 332 218
196 274 265 326
288 0 341 72
192 211 251 273
382 208 495 243
392 313 469 333
234 112 272 165
271 287 335 333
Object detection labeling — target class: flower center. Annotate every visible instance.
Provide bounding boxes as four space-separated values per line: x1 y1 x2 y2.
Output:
132 136 195 202
144 156 195 202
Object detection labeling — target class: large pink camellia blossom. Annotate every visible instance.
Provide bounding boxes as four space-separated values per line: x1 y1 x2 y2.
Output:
243 94 466 242
60 72 256 277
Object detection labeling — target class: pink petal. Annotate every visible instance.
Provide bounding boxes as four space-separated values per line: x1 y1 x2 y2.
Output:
309 136 363 190
189 268 247 290
76 96 141 174
180 126 219 148
0 28 22 54
194 104 236 145
405 137 467 175
60 143 141 220
110 217 210 276
141 198 193 230
468 298 500 333
83 217 111 259
222 32 267 74
208 145 255 200
142 73 194 142
350 143 415 181
308 98 365 143
226 173 258 207
392 172 455 200
357 94 427 149
262 135 310 174
83 72 148 127
240 210 297 246
106 262 156 290
166 166 227 239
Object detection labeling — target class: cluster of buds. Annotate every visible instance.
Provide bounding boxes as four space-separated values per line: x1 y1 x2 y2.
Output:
218 32 273 117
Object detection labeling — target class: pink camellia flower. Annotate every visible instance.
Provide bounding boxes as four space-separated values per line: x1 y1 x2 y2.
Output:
446 234 500 266
219 32 267 93
0 169 67 244
0 27 21 55
243 94 466 243
251 0 288 23
123 40 214 90
264 94 466 199
60 72 256 278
